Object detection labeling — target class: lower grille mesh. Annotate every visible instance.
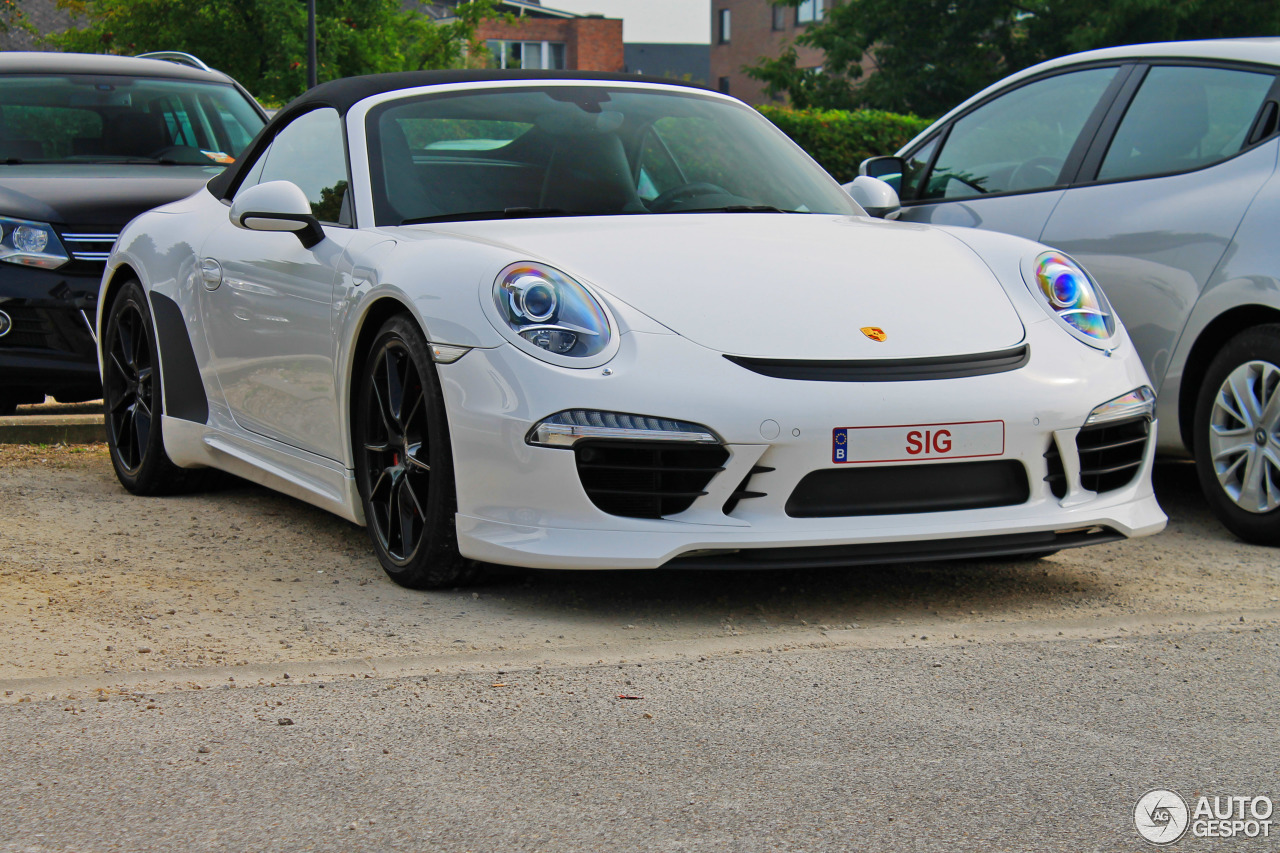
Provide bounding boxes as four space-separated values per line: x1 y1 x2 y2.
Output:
786 460 1029 518
1076 417 1149 493
574 440 729 519
0 306 54 349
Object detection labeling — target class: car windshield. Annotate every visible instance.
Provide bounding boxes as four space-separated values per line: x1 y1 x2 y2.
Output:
366 85 859 225
0 74 265 166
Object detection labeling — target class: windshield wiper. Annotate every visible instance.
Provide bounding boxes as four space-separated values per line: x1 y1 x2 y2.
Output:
669 205 800 214
401 207 576 225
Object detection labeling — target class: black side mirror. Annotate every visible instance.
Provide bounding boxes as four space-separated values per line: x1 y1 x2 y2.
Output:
859 156 906 193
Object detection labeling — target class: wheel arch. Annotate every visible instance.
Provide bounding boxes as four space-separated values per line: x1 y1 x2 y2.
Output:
97 263 143 375
345 295 426 460
1180 304 1280 456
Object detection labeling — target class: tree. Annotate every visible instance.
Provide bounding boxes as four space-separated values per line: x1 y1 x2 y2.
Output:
49 0 502 103
748 0 1280 117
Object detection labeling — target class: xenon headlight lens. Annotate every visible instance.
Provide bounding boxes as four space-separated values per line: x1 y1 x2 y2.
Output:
1029 251 1115 347
493 262 612 361
0 216 69 269
13 225 48 254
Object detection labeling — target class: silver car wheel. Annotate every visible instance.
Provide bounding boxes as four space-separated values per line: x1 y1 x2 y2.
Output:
1208 359 1280 514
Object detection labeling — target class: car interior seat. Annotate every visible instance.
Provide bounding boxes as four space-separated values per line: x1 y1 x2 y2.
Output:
103 113 171 158
377 119 440 223
538 132 646 214
0 109 45 161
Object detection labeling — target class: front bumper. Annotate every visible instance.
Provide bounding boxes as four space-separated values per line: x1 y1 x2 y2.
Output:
438 324 1166 570
0 262 101 402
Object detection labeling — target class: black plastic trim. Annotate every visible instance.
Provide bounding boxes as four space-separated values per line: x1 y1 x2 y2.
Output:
725 345 1028 382
786 460 1029 518
148 292 209 424
238 211 326 248
661 528 1125 570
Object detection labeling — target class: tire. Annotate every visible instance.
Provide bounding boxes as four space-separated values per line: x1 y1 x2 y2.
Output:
1193 324 1280 545
353 315 473 588
102 281 205 495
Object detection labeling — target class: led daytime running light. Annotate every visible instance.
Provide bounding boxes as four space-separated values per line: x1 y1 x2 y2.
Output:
528 409 720 448
1085 386 1155 426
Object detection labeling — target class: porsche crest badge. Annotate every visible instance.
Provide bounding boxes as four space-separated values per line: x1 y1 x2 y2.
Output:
860 326 887 342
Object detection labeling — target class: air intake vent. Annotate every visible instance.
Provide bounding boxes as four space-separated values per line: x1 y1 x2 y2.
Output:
723 465 774 515
574 440 729 519
786 460 1029 517
1044 437 1067 499
0 306 53 349
725 345 1029 382
59 230 118 264
1076 416 1149 493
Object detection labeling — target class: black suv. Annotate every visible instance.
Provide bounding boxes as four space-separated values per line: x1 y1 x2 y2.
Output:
0 52 267 414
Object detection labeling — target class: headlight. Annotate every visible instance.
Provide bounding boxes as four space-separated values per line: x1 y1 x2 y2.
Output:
1026 251 1115 348
0 216 69 270
489 262 616 366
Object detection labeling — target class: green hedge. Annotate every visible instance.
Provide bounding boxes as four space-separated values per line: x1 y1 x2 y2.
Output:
757 106 932 184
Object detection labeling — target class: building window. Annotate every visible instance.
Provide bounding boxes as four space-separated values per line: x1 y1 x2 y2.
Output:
718 76 730 95
488 40 567 70
772 6 787 30
718 8 730 43
797 0 823 24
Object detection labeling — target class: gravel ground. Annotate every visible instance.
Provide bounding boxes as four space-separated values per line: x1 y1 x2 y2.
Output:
0 446 1276 696
0 446 1277 850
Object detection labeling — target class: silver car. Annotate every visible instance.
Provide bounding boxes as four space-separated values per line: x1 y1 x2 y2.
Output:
856 38 1280 545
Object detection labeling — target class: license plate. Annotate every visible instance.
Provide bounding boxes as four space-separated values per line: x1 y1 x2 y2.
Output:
832 420 1005 464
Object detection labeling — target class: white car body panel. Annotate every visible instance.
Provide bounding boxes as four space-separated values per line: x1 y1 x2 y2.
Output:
427 215 1027 359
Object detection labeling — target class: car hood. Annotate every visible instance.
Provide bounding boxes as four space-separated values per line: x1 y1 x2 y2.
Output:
431 214 1027 360
0 164 220 226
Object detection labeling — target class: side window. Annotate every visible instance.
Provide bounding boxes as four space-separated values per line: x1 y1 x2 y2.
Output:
235 143 269 194
239 108 352 226
923 67 1119 200
899 135 938 200
1097 65 1275 182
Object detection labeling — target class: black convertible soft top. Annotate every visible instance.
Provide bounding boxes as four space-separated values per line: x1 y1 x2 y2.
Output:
286 69 708 116
207 70 710 199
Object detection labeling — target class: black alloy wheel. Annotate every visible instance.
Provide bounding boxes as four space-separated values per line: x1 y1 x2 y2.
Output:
355 315 470 588
102 281 199 495
1193 324 1280 545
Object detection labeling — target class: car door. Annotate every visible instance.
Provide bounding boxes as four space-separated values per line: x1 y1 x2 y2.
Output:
894 65 1131 242
1038 63 1280 389
198 107 357 461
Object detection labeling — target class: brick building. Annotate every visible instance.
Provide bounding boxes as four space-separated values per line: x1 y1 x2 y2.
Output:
709 0 829 105
426 1 624 73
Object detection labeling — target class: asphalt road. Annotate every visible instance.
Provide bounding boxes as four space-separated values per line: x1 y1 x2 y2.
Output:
0 448 1277 851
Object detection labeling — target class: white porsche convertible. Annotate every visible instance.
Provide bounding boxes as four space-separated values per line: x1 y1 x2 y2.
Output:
97 71 1165 588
